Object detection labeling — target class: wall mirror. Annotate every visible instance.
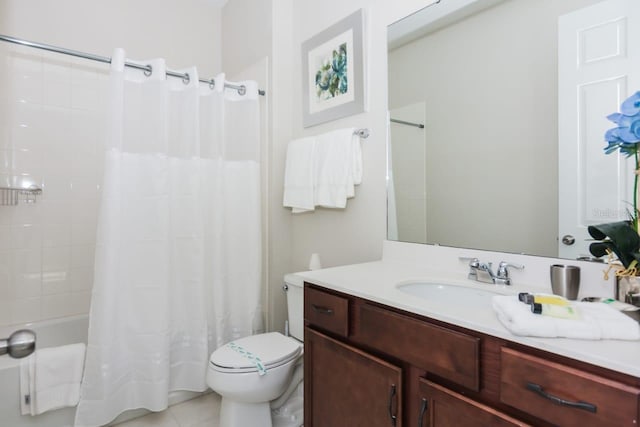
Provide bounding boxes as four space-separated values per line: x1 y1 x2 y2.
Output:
387 0 639 260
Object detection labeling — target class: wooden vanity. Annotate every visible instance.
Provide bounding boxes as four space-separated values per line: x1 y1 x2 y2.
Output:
304 283 640 427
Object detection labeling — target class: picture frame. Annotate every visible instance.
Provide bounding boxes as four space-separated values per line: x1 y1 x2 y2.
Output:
302 9 365 128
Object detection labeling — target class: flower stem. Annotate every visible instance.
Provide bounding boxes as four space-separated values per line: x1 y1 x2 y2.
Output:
635 149 639 233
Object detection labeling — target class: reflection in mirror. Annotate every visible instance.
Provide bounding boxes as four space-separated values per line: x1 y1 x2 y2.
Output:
387 0 637 260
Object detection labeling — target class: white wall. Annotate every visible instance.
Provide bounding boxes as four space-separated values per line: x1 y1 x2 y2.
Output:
221 0 298 333
284 1 435 270
235 0 438 332
0 0 222 76
0 0 222 326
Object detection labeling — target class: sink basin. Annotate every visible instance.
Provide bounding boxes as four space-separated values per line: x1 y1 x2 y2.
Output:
397 282 503 305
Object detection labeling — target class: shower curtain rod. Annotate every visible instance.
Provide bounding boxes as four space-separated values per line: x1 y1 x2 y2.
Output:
390 118 424 129
0 34 266 96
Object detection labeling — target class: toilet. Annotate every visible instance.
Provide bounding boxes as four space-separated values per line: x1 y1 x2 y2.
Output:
206 274 304 427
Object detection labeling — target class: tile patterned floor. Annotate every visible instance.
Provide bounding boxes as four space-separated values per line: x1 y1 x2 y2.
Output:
112 393 221 427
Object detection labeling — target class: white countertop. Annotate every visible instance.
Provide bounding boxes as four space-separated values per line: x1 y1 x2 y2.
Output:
293 254 640 378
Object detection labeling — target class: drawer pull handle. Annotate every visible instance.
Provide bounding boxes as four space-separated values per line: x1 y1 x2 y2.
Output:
418 397 428 427
311 304 334 315
526 382 597 413
388 384 398 426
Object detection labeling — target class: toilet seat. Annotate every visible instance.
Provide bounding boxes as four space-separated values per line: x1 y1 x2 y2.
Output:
210 332 302 374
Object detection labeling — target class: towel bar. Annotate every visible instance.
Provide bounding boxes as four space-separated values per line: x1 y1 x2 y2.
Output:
0 329 36 358
354 128 369 138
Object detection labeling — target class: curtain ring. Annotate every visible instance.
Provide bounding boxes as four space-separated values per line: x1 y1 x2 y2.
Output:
238 85 246 96
144 65 153 77
209 79 215 90
182 73 190 84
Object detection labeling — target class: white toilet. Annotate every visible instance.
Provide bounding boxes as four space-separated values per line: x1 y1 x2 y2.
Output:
206 274 304 427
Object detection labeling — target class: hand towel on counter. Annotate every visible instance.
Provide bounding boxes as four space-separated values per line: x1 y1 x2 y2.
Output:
283 137 316 213
492 295 640 340
20 343 86 416
313 128 362 208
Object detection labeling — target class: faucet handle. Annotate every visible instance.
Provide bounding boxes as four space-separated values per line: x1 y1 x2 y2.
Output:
459 257 480 281
458 256 480 268
497 261 524 278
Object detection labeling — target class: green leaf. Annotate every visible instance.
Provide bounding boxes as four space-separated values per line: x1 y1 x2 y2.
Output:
588 221 640 269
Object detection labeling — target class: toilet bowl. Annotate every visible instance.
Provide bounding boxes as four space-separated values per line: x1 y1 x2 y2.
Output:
207 274 305 427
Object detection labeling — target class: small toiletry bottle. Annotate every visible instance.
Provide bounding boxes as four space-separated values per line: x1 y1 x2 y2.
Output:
531 302 580 319
532 294 569 306
518 292 568 306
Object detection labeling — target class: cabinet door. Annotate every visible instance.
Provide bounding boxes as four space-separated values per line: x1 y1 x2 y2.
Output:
305 327 403 427
418 379 529 427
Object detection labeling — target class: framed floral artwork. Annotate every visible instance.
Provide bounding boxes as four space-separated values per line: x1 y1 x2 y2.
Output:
302 9 365 128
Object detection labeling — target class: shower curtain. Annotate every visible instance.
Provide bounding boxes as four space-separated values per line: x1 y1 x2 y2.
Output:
74 49 263 427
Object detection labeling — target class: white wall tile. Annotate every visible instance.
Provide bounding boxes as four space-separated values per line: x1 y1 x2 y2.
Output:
0 227 14 250
41 293 72 319
8 55 43 105
12 271 42 299
11 297 41 324
42 222 72 247
0 301 11 325
71 267 93 292
43 58 72 108
71 245 95 269
42 245 70 273
69 291 92 314
12 223 41 250
0 149 14 174
11 101 43 152
42 270 70 295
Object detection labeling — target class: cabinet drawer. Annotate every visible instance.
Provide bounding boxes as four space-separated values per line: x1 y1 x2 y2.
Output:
420 379 530 426
357 303 480 391
500 347 640 427
304 286 349 337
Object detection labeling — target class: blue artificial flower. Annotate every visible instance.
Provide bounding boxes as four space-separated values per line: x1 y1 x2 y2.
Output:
620 91 640 116
604 93 640 154
601 90 640 237
607 112 623 124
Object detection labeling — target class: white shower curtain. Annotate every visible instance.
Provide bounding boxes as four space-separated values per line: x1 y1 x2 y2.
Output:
74 49 263 427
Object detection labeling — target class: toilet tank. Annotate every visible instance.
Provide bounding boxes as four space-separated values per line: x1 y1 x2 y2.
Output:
284 274 304 341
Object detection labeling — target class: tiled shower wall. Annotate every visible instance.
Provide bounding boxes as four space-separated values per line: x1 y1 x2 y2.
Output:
0 43 107 326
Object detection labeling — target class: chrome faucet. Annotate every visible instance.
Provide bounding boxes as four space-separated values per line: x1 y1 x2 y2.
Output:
459 257 524 286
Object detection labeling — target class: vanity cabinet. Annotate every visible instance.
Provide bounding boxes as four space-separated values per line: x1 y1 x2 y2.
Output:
304 283 640 427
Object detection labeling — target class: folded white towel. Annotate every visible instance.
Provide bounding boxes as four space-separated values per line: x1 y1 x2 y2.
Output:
283 129 363 213
314 128 360 208
492 295 640 340
20 343 86 416
283 137 316 213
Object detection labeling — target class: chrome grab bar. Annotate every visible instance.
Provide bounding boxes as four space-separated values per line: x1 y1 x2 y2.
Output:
0 329 36 358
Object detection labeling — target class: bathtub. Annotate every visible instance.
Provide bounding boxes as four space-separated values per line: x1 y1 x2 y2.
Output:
0 315 204 427
0 314 89 427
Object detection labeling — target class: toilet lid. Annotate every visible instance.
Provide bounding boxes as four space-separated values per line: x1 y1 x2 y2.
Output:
210 332 302 373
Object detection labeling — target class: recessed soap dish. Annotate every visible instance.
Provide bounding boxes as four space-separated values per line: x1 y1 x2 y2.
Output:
0 185 43 206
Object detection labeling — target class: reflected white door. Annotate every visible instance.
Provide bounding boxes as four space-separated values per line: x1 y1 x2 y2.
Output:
558 0 640 259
